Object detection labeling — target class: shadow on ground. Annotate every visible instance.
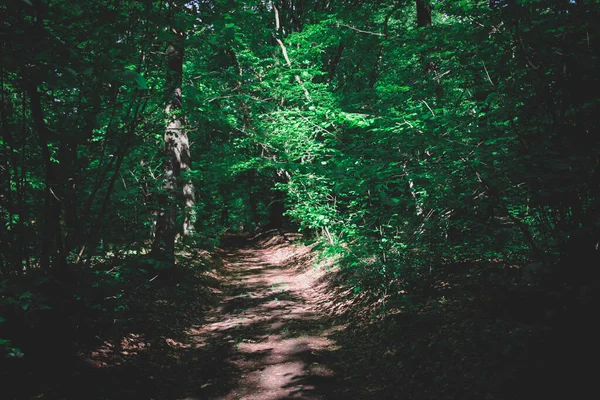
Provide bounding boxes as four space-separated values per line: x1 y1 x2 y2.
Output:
8 235 593 399
311 260 600 399
2 237 342 400
175 246 340 400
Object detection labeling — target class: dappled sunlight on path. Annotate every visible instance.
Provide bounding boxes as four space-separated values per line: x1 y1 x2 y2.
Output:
182 244 343 400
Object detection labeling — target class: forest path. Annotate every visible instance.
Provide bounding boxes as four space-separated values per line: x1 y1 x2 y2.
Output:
182 237 345 400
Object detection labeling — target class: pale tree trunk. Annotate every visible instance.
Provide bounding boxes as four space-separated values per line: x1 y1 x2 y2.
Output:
272 2 311 102
152 25 195 263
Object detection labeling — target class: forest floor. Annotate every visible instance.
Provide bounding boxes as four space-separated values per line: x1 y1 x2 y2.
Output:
3 234 353 399
175 234 345 399
2 232 598 399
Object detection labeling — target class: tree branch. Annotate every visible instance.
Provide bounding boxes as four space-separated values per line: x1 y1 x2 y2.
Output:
338 23 384 36
273 3 311 102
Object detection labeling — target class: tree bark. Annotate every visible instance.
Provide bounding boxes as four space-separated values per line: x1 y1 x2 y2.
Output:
152 22 195 262
369 4 401 89
27 83 66 274
416 0 432 28
273 2 311 102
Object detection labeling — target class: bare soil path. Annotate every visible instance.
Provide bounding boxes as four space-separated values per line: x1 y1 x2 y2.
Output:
181 237 345 400
3 236 364 400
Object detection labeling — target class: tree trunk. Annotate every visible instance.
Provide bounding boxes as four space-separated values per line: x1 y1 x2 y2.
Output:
247 171 261 229
273 2 311 102
268 194 286 230
416 0 432 27
368 4 401 89
27 83 66 274
152 24 195 262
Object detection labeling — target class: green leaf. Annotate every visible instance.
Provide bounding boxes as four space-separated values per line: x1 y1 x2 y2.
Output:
121 70 148 89
135 74 148 89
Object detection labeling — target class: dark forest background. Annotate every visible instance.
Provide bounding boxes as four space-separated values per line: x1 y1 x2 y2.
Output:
1 0 599 398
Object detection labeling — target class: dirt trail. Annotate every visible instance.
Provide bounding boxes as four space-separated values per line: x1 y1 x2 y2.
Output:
183 239 345 400
3 236 358 400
